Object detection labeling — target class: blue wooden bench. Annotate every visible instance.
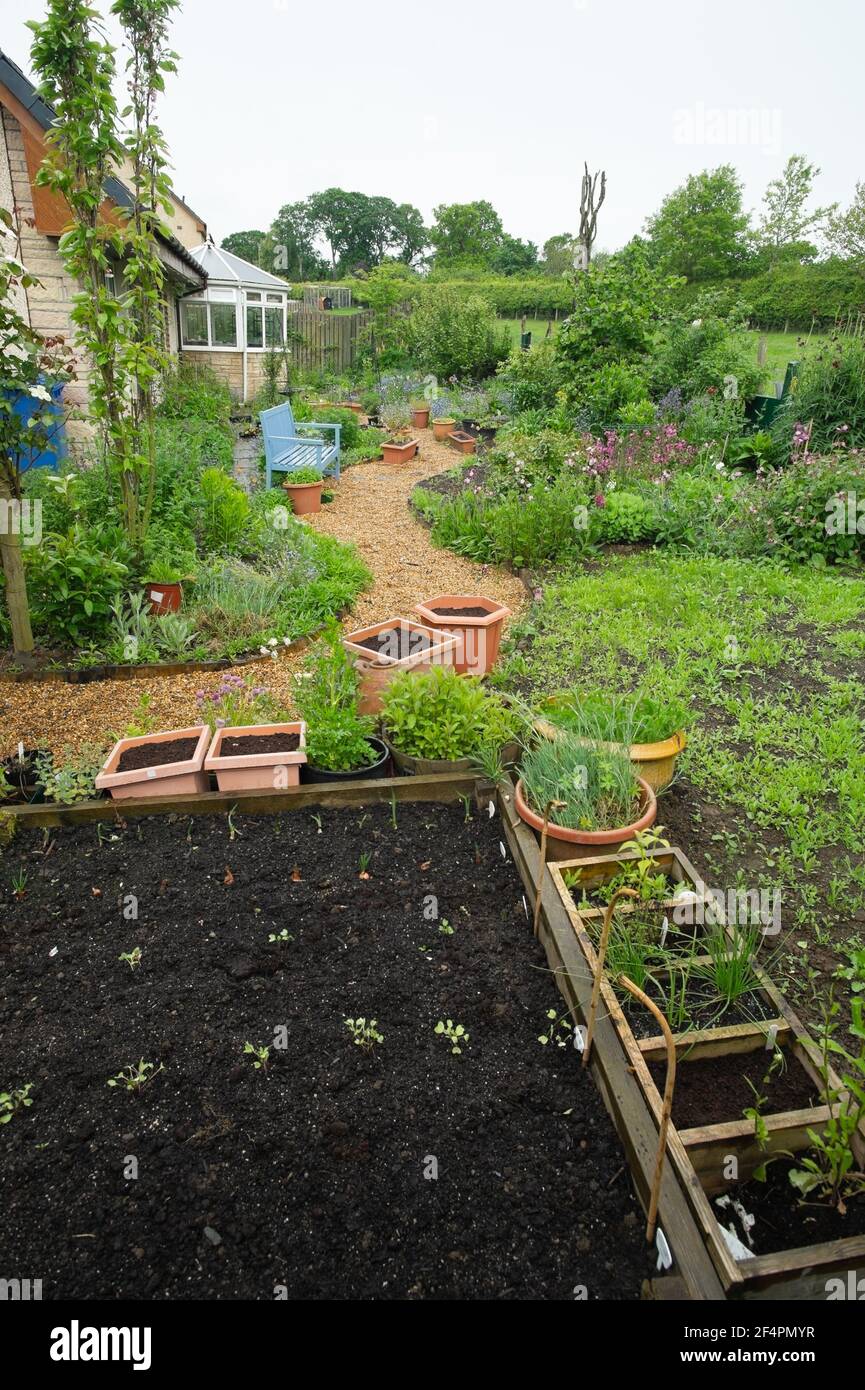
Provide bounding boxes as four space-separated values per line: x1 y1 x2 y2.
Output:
259 401 341 489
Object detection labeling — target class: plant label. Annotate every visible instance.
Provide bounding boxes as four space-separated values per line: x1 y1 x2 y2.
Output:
150 590 164 605
660 916 669 948
17 741 24 762
522 895 529 919
655 1229 672 1271
499 841 506 859
146 768 157 779
488 800 495 818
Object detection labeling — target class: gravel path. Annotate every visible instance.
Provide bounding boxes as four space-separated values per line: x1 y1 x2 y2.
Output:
0 428 524 759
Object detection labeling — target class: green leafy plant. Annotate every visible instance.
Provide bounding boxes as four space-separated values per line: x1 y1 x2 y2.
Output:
0 1082 34 1125
107 1059 163 1095
344 1017 384 1051
34 746 104 805
268 929 293 945
200 468 250 553
381 667 520 761
743 1046 789 1181
538 1009 573 1048
284 466 324 486
293 629 377 772
788 983 865 1212
119 948 142 970
519 733 639 832
243 1042 270 1073
544 690 689 745
435 1019 470 1055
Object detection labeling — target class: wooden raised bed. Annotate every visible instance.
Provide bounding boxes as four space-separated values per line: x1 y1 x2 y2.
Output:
546 842 865 1298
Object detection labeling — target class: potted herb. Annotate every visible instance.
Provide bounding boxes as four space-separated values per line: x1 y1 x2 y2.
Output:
381 404 418 465
536 690 689 792
342 617 457 715
95 726 211 802
381 667 521 775
411 401 431 430
413 594 512 677
141 550 196 616
283 466 325 515
515 735 657 862
294 630 390 782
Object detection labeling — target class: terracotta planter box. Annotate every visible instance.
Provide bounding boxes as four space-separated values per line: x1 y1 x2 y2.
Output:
205 722 307 792
432 419 456 441
283 480 324 515
145 581 182 616
339 401 364 414
411 406 431 429
513 775 657 862
448 430 477 455
413 594 512 677
343 618 457 716
95 726 211 802
381 439 419 465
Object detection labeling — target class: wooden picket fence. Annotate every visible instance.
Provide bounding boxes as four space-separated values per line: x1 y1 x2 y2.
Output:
286 307 373 372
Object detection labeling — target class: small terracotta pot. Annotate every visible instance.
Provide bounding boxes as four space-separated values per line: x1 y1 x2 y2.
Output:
432 418 456 441
382 439 419 465
413 594 511 677
513 776 658 863
284 480 324 515
146 581 182 616
411 406 431 429
95 726 211 802
205 722 307 792
448 431 477 455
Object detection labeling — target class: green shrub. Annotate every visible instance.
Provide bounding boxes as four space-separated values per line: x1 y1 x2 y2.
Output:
577 360 650 429
403 287 510 380
293 629 376 772
753 452 865 566
648 290 763 402
306 406 363 452
199 468 250 552
772 336 865 456
496 342 563 412
591 490 659 544
25 527 129 645
426 475 590 569
381 667 520 760
158 361 233 425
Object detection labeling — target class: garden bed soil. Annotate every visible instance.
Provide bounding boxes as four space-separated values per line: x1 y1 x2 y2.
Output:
625 985 775 1041
430 605 491 619
355 630 433 656
718 1162 865 1257
1 801 653 1300
648 1049 819 1130
117 736 202 773
219 733 301 757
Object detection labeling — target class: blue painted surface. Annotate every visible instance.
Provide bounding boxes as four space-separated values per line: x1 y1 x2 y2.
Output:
259 401 341 490
3 379 67 471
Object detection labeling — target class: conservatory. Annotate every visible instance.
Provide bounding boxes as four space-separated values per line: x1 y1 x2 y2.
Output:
181 241 296 399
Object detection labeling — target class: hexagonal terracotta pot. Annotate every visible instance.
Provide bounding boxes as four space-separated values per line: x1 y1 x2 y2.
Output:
343 618 457 715
413 594 511 677
205 722 307 792
95 726 211 802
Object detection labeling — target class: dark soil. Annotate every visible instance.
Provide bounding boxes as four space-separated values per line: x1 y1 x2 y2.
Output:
0 801 653 1300
431 606 491 619
717 1161 865 1257
354 630 432 656
625 983 774 1041
648 1048 819 1130
219 733 301 757
117 737 201 773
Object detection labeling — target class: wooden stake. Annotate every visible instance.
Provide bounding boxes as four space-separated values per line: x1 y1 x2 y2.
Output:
532 799 564 938
618 973 677 1245
583 887 639 1065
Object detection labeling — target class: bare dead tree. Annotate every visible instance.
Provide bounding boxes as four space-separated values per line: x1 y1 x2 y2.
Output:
575 163 607 271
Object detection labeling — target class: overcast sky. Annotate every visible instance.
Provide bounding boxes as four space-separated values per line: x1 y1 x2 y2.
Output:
4 0 864 254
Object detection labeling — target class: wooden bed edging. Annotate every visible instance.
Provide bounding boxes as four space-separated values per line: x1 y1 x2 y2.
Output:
3 772 482 829
495 778 726 1301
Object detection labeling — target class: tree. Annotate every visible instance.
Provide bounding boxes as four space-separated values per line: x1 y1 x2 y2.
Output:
302 189 426 276
541 233 577 277
390 203 429 266
756 155 835 265
360 263 417 378
576 163 606 270
266 202 323 280
490 234 539 276
430 201 504 268
222 230 266 267
557 242 679 377
645 165 750 282
826 182 865 268
0 210 73 658
29 0 178 551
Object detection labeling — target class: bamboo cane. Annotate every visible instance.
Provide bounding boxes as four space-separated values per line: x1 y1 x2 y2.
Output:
618 973 677 1245
532 799 565 938
583 886 639 1066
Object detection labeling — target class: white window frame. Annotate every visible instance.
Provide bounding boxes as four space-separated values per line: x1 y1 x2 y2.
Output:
180 284 288 352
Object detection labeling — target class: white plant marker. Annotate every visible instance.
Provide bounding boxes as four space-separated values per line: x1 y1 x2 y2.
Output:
522 895 529 920
499 841 507 859
660 915 669 948
17 741 25 762
655 1229 672 1271
488 800 496 819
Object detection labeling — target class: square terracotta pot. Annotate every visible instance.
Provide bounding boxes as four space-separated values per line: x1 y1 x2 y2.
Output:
381 439 419 465
448 431 476 455
343 619 458 715
95 726 211 801
205 722 307 792
413 594 512 676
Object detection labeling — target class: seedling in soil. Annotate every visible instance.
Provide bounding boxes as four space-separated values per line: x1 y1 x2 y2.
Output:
243 1042 270 1072
0 1082 34 1124
358 852 372 881
344 1018 384 1051
538 1009 573 1048
789 981 865 1212
227 807 241 842
310 813 323 833
743 1046 788 1180
107 1060 163 1095
11 868 27 900
435 1020 469 1055
119 948 143 971
390 794 398 830
460 794 472 823
268 929 294 945
439 919 454 936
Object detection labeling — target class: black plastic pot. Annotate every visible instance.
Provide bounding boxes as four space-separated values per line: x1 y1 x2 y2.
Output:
2 748 48 804
300 736 391 784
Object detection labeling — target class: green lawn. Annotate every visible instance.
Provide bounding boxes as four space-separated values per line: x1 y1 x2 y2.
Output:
744 328 832 390
493 551 865 1029
500 317 561 348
